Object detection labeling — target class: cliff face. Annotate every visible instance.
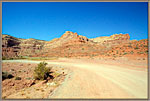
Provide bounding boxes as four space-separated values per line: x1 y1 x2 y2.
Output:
2 35 21 58
2 31 145 59
2 35 45 58
18 38 45 56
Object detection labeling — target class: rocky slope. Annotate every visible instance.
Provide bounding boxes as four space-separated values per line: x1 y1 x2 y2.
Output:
2 35 45 58
90 33 130 43
90 33 130 48
2 31 148 59
101 39 148 58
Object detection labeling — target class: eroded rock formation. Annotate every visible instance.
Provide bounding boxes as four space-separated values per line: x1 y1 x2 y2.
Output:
2 31 145 59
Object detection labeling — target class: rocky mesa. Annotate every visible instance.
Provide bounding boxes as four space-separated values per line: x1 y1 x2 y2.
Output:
2 31 148 59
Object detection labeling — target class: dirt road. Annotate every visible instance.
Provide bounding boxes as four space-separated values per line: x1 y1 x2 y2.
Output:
3 58 148 99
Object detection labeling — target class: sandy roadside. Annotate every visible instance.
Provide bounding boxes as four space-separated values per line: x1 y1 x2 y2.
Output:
48 58 147 98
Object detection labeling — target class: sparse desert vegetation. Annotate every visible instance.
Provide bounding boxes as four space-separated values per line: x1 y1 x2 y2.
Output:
2 1 148 99
2 62 68 99
2 31 148 99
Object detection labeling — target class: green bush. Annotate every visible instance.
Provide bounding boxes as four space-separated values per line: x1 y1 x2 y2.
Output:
26 77 33 80
130 51 134 54
116 50 118 54
15 76 21 80
123 52 128 55
33 62 52 80
9 57 13 60
138 52 144 54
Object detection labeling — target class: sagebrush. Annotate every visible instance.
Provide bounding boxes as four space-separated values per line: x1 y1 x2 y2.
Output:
34 62 52 80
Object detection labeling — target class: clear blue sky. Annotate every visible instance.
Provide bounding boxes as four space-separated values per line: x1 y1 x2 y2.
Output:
2 2 148 41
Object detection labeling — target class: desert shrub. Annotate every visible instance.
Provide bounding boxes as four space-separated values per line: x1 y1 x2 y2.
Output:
130 51 134 54
9 58 14 60
26 77 33 80
138 52 144 54
123 52 128 55
116 50 118 54
15 76 21 80
135 45 139 49
18 56 26 59
33 62 52 80
145 50 148 53
2 71 14 80
18 70 22 73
